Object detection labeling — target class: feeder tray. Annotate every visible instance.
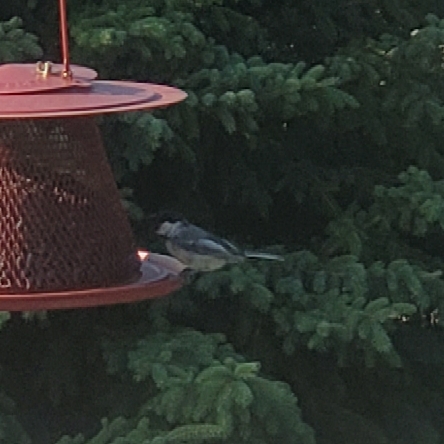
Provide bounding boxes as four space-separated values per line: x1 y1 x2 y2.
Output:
0 9 187 310
0 252 186 311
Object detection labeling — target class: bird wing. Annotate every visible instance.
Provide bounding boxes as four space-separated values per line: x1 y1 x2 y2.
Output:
171 225 242 259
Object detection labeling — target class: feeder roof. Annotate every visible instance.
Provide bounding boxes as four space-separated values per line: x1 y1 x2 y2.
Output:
0 63 187 118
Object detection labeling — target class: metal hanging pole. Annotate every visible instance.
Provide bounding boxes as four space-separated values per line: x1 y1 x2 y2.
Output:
59 0 72 78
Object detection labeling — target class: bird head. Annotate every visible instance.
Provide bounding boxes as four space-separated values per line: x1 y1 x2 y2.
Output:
149 210 187 237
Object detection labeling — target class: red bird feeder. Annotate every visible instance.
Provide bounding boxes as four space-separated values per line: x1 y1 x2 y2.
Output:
0 1 187 310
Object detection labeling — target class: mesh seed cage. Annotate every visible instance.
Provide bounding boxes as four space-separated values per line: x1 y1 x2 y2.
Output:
0 117 138 293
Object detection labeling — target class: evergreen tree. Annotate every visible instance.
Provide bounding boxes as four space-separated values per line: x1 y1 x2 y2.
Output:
1 0 444 443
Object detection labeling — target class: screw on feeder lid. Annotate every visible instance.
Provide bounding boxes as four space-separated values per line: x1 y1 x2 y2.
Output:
0 63 97 94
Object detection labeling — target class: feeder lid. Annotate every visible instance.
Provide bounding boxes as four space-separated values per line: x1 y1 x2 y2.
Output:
0 63 187 118
0 251 185 311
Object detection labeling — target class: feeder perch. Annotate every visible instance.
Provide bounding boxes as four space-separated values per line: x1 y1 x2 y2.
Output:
0 2 187 310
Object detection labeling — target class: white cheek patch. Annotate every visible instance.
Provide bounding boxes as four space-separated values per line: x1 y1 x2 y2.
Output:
157 221 182 236
156 221 172 235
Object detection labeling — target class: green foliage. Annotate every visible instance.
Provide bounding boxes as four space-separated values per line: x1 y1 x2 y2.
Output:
0 16 42 62
122 329 229 381
100 328 315 444
188 252 419 367
0 313 10 330
381 15 444 127
195 263 275 312
64 0 362 218
0 391 30 444
69 1 209 80
181 56 359 136
119 187 145 222
320 165 444 279
373 166 444 236
101 112 178 182
3 0 444 443
260 0 437 64
54 417 153 444
323 14 444 178
273 254 420 366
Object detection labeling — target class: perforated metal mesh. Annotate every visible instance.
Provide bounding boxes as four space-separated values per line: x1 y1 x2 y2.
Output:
0 117 139 293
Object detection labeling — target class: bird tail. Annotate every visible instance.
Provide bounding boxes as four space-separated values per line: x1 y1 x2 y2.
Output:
244 251 284 261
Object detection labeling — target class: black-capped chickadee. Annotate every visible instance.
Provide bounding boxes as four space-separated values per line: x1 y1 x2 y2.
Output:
152 211 283 272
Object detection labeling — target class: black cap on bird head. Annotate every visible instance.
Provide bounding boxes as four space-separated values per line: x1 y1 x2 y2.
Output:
148 210 188 232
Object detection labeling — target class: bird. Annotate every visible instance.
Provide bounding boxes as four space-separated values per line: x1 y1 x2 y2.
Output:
151 211 283 272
